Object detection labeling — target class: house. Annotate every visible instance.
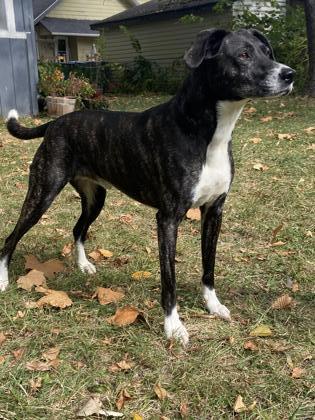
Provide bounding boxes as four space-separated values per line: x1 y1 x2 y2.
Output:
0 0 38 117
33 0 142 62
91 0 288 67
91 0 231 67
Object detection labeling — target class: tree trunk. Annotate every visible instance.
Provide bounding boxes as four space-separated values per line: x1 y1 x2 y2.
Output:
304 0 315 96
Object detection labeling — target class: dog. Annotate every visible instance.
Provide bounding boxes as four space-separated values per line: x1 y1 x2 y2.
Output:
0 29 294 344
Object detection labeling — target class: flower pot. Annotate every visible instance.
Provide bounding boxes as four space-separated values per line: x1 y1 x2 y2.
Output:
46 96 76 116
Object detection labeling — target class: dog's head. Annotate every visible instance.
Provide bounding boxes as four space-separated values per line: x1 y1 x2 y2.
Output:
184 28 295 100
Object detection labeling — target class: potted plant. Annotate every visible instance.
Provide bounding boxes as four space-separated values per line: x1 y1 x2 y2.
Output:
38 64 95 116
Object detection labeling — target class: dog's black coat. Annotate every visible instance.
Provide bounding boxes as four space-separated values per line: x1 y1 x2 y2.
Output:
2 29 294 339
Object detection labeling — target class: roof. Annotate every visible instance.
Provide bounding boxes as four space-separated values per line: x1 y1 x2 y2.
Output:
41 17 100 36
91 0 218 29
33 0 61 24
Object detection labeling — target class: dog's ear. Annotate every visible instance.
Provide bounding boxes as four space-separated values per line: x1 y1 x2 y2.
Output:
249 29 275 60
184 29 229 69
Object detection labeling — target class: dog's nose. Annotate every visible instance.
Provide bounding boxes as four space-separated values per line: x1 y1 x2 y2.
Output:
279 67 295 84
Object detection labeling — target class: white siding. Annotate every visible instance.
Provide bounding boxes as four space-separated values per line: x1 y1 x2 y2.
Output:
233 1 286 18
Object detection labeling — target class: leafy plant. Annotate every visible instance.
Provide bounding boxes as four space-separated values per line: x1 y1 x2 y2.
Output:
38 63 65 97
65 73 95 100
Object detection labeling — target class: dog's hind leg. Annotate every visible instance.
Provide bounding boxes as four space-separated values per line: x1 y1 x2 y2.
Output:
156 211 189 345
0 152 68 291
71 178 106 274
200 194 231 320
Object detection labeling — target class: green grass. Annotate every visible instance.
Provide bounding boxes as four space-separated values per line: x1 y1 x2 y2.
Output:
0 95 314 419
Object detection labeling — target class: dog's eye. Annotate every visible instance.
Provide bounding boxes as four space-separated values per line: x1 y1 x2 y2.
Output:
239 51 250 60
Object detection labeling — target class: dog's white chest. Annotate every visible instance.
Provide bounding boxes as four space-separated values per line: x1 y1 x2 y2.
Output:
192 100 246 208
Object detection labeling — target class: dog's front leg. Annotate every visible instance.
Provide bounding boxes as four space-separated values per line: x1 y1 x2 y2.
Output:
200 194 231 320
156 211 189 345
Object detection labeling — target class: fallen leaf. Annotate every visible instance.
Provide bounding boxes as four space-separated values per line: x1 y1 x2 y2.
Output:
260 115 273 122
253 163 269 171
234 395 257 413
13 310 26 320
271 223 284 242
109 359 135 372
180 402 189 417
270 240 286 247
0 332 6 346
0 355 7 364
35 287 73 309
291 282 299 293
17 269 46 292
250 137 262 144
42 346 60 361
291 367 305 379
271 294 294 309
29 377 43 394
77 395 124 417
61 242 73 257
25 255 65 278
26 359 60 371
186 208 201 221
244 341 258 351
277 133 294 140
144 299 157 309
133 414 143 420
119 214 133 224
93 287 125 305
234 395 247 413
107 306 141 327
112 256 130 267
88 249 113 262
250 324 273 337
154 383 169 400
244 106 257 114
304 126 315 134
116 389 132 410
265 341 292 353
131 271 151 281
145 246 151 254
12 348 25 360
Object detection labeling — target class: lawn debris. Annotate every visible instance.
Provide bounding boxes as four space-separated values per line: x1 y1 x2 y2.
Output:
249 324 273 337
34 286 73 309
131 271 152 281
17 269 46 292
107 306 141 326
88 248 113 262
271 294 295 310
233 395 257 413
116 389 132 410
244 340 258 351
77 394 123 417
25 255 66 278
92 287 125 305
154 383 169 400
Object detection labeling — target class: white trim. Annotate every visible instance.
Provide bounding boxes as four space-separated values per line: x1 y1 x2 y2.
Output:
0 0 27 39
34 0 60 24
51 32 99 37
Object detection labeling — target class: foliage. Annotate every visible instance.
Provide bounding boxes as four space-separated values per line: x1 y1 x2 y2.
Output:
82 95 109 110
38 63 96 100
214 1 308 92
179 13 204 24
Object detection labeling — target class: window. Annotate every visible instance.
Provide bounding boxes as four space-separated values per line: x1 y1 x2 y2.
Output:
0 0 8 31
55 37 68 62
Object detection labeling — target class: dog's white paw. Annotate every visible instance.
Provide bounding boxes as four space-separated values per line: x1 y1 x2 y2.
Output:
0 258 9 292
79 261 96 275
164 308 189 346
203 286 231 321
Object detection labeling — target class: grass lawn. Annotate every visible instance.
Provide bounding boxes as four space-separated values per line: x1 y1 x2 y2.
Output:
0 95 314 419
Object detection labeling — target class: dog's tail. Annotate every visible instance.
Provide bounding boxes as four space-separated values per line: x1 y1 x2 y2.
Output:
6 109 52 140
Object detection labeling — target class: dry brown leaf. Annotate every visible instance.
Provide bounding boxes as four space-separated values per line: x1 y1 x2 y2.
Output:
42 346 60 361
12 348 25 360
180 402 189 417
61 242 73 257
250 137 262 144
29 377 43 394
154 383 169 400
116 389 132 410
144 299 157 309
76 395 124 417
304 126 315 134
131 271 152 281
291 282 299 293
0 355 7 365
0 332 7 346
13 310 26 320
35 288 73 309
265 341 292 353
253 163 269 171
270 240 286 247
186 208 201 221
271 223 284 242
107 306 141 327
93 287 125 305
271 294 294 309
250 324 273 337
26 359 60 371
286 355 294 369
17 269 46 292
260 115 273 122
277 133 294 140
119 214 133 224
25 255 65 278
244 106 257 114
234 395 257 413
244 341 258 351
88 249 113 262
109 358 134 372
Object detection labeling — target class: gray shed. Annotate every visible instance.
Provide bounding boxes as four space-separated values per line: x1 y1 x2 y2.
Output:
0 0 38 117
